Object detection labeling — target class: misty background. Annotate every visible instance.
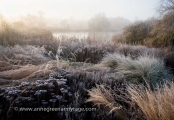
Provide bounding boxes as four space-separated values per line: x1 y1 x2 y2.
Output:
0 0 160 40
3 12 130 40
7 12 130 32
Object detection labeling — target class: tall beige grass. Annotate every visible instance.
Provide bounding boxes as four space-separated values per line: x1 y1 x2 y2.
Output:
0 45 50 65
128 82 174 120
0 61 54 80
86 84 127 119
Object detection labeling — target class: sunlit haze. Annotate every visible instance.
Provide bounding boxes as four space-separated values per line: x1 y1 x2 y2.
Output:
0 0 159 21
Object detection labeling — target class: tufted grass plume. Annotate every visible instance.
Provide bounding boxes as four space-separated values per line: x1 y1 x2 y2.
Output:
86 84 126 119
101 53 173 88
128 82 174 120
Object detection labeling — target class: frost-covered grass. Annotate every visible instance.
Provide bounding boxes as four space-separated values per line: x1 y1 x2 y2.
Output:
0 37 174 120
57 38 164 63
101 53 173 88
0 45 52 65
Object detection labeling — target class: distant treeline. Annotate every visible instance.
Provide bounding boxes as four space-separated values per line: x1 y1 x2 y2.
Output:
8 12 130 32
47 28 120 33
0 15 55 47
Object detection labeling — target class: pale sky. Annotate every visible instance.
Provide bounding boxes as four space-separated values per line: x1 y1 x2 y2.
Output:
0 0 160 21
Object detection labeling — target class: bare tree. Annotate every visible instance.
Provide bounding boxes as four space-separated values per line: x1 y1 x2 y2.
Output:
20 12 46 29
88 13 111 40
88 13 110 32
158 0 174 15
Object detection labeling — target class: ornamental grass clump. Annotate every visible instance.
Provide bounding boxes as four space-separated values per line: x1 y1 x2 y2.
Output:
101 53 173 88
128 82 174 120
86 84 125 119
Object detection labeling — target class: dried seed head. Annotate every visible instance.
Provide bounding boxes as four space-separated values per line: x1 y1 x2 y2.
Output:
43 90 47 93
68 92 73 97
49 77 55 81
7 87 15 90
49 99 53 102
47 83 55 88
62 99 67 103
49 73 55 78
42 101 48 105
14 100 21 104
60 78 67 82
27 86 32 90
8 91 14 95
57 75 64 79
34 91 42 96
7 96 14 101
52 99 57 103
26 97 33 102
38 84 45 87
67 87 70 90
63 85 68 88
21 82 30 86
61 89 68 94
57 81 66 85
52 95 56 98
0 88 6 92
45 79 50 82
56 95 62 100
14 90 21 94
21 97 26 101
36 80 44 84
60 88 65 91
5 90 9 94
